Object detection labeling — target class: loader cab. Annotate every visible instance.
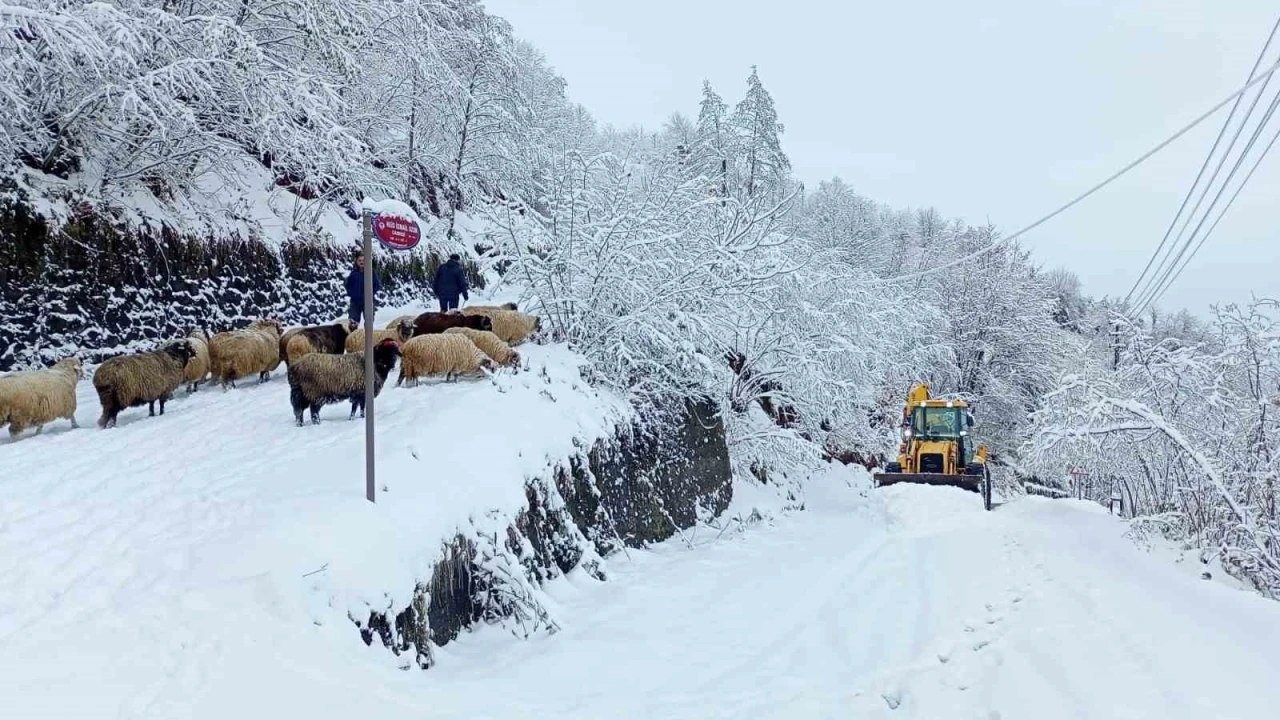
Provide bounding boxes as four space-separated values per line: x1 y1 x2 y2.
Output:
906 406 971 440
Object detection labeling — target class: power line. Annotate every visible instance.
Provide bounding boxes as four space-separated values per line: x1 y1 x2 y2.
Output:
1134 85 1280 314
1122 16 1280 308
882 54 1280 284
1136 96 1280 314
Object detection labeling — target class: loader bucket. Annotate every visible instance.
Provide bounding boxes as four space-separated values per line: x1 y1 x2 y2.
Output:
873 473 982 492
873 470 993 511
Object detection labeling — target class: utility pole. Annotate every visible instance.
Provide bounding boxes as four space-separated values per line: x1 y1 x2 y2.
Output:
362 209 376 503
1111 321 1121 370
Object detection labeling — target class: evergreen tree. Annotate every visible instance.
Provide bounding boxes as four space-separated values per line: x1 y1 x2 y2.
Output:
695 80 731 197
729 66 790 199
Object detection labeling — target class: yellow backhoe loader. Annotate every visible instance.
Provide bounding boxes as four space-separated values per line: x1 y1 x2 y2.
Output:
873 383 993 510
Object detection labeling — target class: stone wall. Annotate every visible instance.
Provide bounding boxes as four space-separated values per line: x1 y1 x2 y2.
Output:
354 399 734 669
0 186 481 370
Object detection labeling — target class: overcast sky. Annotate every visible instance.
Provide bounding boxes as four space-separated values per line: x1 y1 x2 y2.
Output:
482 0 1278 317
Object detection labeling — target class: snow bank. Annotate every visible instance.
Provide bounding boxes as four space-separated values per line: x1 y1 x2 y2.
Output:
0 301 635 715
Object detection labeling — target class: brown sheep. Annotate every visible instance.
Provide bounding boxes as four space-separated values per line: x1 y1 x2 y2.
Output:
345 318 413 353
208 319 283 389
284 319 354 366
93 341 196 428
411 311 493 336
0 357 83 439
460 308 541 345
397 334 495 387
288 339 402 426
443 327 521 368
278 317 348 363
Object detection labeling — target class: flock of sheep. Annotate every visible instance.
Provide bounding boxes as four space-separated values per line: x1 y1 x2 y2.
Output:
0 304 541 438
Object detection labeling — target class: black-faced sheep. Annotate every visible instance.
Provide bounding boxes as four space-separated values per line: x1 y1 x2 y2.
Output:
345 318 413 353
0 357 83 439
397 334 495 387
443 327 521 368
287 339 401 426
459 308 541 345
166 328 210 392
208 319 283 388
284 319 354 366
411 311 493 336
93 341 196 428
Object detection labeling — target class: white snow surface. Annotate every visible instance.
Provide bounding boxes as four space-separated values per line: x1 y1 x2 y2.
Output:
5 362 1280 718
0 301 629 717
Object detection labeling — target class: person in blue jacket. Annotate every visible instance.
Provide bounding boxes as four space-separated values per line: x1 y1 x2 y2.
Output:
432 253 469 311
345 250 381 326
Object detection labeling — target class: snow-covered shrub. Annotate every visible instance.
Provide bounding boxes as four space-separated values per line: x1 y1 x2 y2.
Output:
1027 302 1280 596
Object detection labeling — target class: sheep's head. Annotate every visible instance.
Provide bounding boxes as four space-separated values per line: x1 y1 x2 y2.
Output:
502 302 518 311
55 357 84 379
395 319 413 340
337 318 355 334
166 340 196 365
373 339 402 374
474 315 493 331
507 350 522 368
480 356 497 373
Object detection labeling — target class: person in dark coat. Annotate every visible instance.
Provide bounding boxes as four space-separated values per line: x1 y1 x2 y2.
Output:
432 253 469 311
345 250 382 326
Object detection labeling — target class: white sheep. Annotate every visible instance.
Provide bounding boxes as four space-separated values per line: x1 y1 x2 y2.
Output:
443 327 521 368
208 319 283 389
345 318 413 353
397 334 495 387
460 308 541 345
0 357 83 439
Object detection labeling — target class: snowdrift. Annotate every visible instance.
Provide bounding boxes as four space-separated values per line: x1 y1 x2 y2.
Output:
0 302 733 717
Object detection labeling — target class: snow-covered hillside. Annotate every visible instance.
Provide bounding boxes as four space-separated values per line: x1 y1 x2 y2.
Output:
0 300 640 716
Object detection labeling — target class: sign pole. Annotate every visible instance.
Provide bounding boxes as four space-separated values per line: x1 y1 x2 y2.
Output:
362 209 376 504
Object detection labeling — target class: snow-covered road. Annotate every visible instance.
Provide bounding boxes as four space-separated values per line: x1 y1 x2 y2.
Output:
413 476 1280 720
5 322 1280 720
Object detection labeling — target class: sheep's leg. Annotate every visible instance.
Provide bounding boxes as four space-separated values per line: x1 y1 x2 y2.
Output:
348 401 359 421
69 416 79 429
34 425 43 435
148 401 156 417
158 394 169 415
9 423 23 439
309 404 322 425
294 409 305 427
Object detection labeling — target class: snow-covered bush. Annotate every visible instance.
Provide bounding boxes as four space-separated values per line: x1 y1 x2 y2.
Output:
1026 302 1280 596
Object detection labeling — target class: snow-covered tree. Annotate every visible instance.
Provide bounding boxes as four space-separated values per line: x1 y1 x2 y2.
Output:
729 66 789 201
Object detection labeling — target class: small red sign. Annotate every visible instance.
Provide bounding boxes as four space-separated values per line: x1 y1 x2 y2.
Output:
372 213 421 251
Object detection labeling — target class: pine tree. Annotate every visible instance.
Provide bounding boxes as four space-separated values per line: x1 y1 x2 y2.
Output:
730 66 790 199
694 80 731 197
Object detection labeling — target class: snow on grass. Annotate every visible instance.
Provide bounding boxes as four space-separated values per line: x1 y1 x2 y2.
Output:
0 300 629 717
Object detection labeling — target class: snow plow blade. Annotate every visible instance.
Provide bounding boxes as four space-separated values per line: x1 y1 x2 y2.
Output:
873 473 983 493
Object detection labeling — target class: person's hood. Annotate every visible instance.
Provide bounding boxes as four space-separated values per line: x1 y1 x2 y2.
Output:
445 258 461 266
